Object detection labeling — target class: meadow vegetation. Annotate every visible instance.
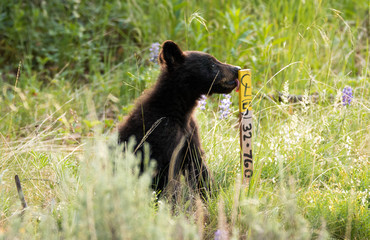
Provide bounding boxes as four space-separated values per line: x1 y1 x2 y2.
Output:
1 0 369 239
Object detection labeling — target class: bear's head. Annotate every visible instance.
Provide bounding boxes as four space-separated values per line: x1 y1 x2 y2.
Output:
158 40 240 95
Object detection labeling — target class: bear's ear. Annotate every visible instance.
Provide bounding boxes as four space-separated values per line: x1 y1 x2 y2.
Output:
158 40 185 69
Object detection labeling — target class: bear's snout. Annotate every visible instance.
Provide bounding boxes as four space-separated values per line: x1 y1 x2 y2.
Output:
227 65 241 78
220 64 240 86
215 64 240 94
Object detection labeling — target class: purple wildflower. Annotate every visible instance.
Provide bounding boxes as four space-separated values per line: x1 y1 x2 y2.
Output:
198 95 207 110
342 86 353 106
149 42 161 63
214 229 227 240
219 94 232 119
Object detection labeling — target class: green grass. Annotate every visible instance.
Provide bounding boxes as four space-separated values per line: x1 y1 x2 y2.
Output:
1 0 369 239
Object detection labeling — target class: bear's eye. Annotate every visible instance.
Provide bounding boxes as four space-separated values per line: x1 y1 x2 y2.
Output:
211 64 216 68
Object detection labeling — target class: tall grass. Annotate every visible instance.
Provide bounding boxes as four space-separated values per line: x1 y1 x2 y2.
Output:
197 90 369 238
1 137 199 239
1 0 369 239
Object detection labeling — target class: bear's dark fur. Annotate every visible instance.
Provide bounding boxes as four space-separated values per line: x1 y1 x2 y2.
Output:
118 40 240 195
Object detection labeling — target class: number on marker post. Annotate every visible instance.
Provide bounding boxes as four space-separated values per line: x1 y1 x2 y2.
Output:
238 69 253 185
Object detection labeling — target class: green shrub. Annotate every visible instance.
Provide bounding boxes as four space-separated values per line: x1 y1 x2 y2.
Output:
1 138 198 239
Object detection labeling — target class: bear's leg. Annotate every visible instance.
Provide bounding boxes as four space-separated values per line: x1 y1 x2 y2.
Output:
185 142 212 198
185 118 212 198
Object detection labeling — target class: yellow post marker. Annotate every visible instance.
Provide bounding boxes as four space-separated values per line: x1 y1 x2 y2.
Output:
238 69 253 185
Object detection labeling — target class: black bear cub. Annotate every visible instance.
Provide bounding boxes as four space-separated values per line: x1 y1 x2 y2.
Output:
118 40 240 195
